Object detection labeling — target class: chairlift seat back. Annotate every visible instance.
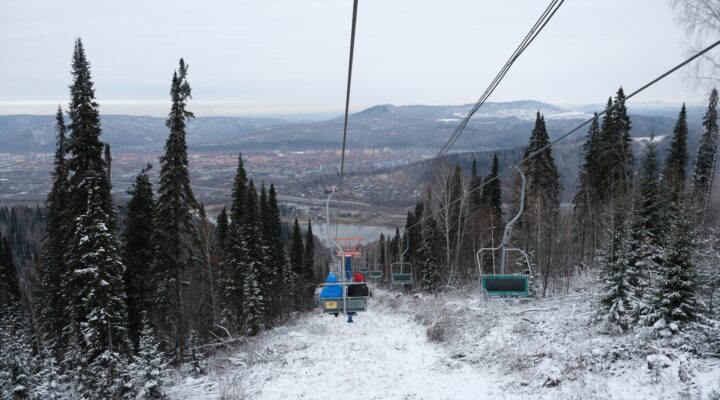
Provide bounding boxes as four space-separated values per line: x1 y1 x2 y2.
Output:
392 273 413 285
482 275 529 297
321 297 368 313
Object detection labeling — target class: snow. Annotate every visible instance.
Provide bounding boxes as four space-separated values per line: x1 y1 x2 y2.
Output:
451 109 593 121
168 287 720 400
634 134 668 143
168 296 505 399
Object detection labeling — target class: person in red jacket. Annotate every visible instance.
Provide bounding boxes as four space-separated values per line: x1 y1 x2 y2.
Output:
347 272 369 297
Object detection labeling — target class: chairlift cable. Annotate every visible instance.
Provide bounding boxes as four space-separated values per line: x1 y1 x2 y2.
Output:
437 0 565 157
335 0 360 239
407 38 720 234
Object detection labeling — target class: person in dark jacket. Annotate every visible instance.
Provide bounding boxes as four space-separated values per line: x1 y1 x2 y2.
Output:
347 272 369 297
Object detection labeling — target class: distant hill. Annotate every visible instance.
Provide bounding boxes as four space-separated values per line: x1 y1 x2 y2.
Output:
0 100 701 153
0 115 286 153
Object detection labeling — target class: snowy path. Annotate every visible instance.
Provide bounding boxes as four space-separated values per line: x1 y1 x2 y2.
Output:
169 303 502 399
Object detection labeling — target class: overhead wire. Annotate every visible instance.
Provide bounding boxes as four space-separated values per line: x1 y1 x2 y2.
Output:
407 38 720 233
335 0 360 238
437 0 565 157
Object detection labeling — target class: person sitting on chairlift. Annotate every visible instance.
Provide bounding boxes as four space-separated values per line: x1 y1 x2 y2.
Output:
320 272 343 317
347 272 370 297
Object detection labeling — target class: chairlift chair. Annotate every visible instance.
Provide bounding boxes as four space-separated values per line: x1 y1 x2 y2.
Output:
368 263 383 279
317 186 370 322
391 231 414 285
475 167 532 298
391 262 414 285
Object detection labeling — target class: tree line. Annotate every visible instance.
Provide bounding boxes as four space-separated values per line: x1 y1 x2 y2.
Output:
0 39 319 399
369 86 719 341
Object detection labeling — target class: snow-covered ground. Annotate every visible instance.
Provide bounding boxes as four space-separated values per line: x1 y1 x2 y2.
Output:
168 286 720 400
168 297 506 399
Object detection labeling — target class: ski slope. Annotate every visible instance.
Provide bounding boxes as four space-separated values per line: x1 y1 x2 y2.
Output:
168 302 503 399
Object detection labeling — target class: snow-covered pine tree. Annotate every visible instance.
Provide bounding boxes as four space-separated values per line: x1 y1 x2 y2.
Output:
418 189 441 293
575 114 601 263
640 200 703 336
239 181 267 335
230 153 248 229
127 321 168 399
521 113 560 295
0 232 20 309
625 137 665 320
0 310 34 399
38 106 69 355
242 261 263 336
62 39 130 380
259 183 275 289
123 165 156 350
67 185 131 393
664 104 689 205
267 184 287 278
267 184 291 303
691 88 719 226
597 205 636 332
220 158 251 330
289 218 304 279
613 87 633 189
302 220 316 287
215 206 229 259
596 90 634 202
151 58 198 359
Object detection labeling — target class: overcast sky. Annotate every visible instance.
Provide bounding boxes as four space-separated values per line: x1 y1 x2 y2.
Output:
0 0 714 116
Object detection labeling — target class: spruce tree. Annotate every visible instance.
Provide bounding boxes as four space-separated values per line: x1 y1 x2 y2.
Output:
625 138 665 317
575 114 601 262
664 104 689 201
613 87 633 186
691 88 719 224
267 184 288 284
597 206 636 332
240 181 267 335
596 91 633 201
302 220 316 285
0 233 20 308
63 39 129 373
39 106 70 353
123 165 156 349
215 206 229 258
219 155 250 326
640 201 702 335
267 184 291 314
230 153 248 227
289 218 304 278
128 321 167 399
257 182 275 304
152 58 198 358
522 113 560 293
